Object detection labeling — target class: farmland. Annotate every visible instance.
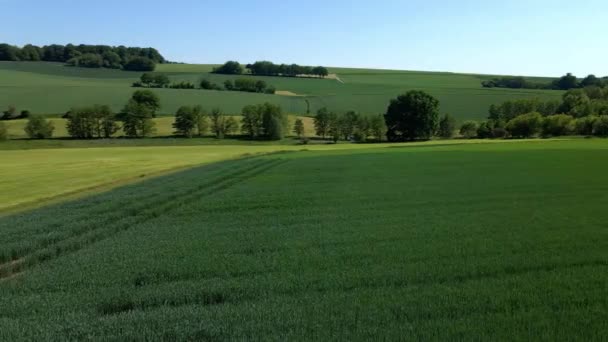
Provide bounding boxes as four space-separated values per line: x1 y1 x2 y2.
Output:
0 139 607 340
0 61 563 120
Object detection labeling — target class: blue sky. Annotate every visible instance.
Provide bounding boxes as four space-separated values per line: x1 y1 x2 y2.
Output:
2 0 607 76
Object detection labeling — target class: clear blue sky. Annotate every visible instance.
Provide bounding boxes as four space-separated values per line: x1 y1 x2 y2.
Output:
2 0 607 77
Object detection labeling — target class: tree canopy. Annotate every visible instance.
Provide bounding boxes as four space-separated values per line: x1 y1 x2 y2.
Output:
385 91 440 141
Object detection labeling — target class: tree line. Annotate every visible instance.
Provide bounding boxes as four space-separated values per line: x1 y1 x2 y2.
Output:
132 73 277 94
0 43 164 71
482 73 607 90
213 61 329 78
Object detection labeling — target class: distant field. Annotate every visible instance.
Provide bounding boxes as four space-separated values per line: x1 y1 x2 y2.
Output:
0 62 563 120
1 139 607 340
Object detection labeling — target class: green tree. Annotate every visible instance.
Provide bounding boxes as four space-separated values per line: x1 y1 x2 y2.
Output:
560 89 591 117
173 106 197 137
193 105 209 137
293 118 305 138
385 90 440 141
67 105 117 139
140 73 155 87
505 112 543 138
210 108 238 139
574 116 598 135
592 116 608 137
437 113 456 138
338 111 359 140
553 73 579 90
369 114 387 141
459 121 478 139
580 74 603 88
121 100 156 138
131 90 161 115
213 61 243 74
25 115 54 139
541 114 574 137
314 107 332 138
241 104 264 138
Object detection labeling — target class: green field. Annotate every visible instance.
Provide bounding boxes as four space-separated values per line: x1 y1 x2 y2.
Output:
0 61 563 120
1 140 607 340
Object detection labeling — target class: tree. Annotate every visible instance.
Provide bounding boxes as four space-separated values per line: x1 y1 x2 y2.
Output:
0 44 20 61
541 114 574 137
581 74 603 88
354 116 371 142
312 66 329 78
437 113 456 138
120 100 156 138
213 61 243 75
574 116 598 135
328 112 340 142
241 104 264 138
553 73 579 90
0 122 7 141
67 53 103 68
222 80 233 90
140 73 155 87
338 111 359 140
173 106 197 137
505 112 543 138
123 57 156 71
592 116 608 136
193 105 209 137
131 90 161 114
369 114 387 141
560 89 591 117
314 107 332 138
210 108 238 139
25 115 54 139
293 118 305 138
459 121 478 139
385 90 440 141
255 80 267 93
1 105 17 120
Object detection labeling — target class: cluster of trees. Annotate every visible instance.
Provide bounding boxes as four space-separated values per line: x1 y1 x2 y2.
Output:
1 106 30 120
482 73 608 90
241 103 288 140
213 61 329 78
173 106 239 139
224 79 275 94
0 43 164 71
313 108 387 142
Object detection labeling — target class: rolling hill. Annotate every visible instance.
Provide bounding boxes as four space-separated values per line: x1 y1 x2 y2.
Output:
0 62 563 121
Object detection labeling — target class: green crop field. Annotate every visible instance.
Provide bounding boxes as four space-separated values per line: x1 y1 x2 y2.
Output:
1 140 607 340
0 61 563 120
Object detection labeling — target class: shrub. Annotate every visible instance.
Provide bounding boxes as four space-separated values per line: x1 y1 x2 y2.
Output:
19 110 30 119
505 112 543 138
574 116 599 136
476 121 492 139
25 115 54 139
541 114 574 137
459 121 478 138
592 116 608 137
123 57 156 71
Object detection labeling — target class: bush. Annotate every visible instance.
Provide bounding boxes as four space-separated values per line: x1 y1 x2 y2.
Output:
476 121 492 139
19 110 30 119
505 112 543 138
25 115 54 139
459 121 478 138
0 122 7 140
592 116 608 137
541 114 574 137
574 116 598 136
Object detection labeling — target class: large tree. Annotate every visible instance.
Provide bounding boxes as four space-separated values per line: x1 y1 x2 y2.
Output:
314 107 332 138
173 106 197 138
24 115 54 139
384 90 440 141
130 90 161 115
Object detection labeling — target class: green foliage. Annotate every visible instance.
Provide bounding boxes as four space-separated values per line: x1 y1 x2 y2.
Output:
385 90 440 141
368 114 387 141
592 115 608 136
488 98 559 121
24 115 54 139
210 108 238 139
573 116 598 136
67 53 104 68
139 73 170 88
553 73 579 90
131 90 161 114
459 121 478 139
338 111 359 140
66 105 118 139
123 57 156 72
437 113 456 138
505 112 543 138
213 61 243 75
169 81 195 89
173 106 197 138
293 118 305 137
314 107 332 138
241 103 286 140
246 61 329 78
541 114 574 137
120 101 156 138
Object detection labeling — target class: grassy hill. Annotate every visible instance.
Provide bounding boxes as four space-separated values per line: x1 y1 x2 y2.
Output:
0 62 563 120
1 140 607 339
